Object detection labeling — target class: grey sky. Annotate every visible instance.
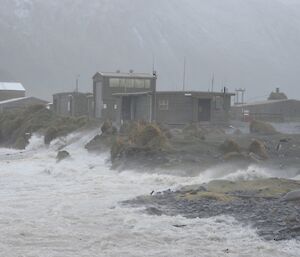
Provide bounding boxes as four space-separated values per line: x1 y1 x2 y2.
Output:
0 0 300 101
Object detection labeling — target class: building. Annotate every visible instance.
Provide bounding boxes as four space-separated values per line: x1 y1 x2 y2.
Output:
268 88 288 101
0 82 25 101
0 97 49 113
92 71 234 125
93 71 157 121
155 91 234 126
231 99 300 122
231 88 300 122
53 92 94 117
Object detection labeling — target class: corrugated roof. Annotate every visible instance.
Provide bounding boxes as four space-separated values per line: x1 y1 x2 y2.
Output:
0 97 48 105
96 72 155 79
233 99 298 107
0 82 25 91
156 91 235 96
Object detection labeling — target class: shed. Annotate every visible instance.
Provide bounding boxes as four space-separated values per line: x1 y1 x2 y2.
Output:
0 82 26 101
53 92 93 117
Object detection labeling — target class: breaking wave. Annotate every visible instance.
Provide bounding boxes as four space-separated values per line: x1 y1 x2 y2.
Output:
0 130 299 256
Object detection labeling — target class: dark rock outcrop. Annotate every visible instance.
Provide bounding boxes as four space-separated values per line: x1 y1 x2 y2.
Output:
56 150 70 162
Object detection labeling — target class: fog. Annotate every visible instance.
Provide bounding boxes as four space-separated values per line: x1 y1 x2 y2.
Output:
1 0 300 100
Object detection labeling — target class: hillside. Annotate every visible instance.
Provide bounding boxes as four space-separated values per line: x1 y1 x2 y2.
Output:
1 0 300 100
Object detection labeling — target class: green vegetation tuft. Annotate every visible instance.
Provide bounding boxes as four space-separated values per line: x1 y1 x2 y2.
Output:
0 105 93 149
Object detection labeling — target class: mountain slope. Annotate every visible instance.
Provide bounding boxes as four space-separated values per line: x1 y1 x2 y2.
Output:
1 0 300 100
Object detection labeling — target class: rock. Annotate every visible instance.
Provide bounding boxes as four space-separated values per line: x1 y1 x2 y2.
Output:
85 133 115 152
220 139 241 154
145 207 163 216
14 136 28 150
249 120 277 134
56 150 70 162
101 120 117 135
281 190 300 202
249 140 268 160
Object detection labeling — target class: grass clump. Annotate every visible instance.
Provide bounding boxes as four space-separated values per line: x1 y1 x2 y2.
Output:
249 139 268 160
250 120 277 134
0 105 92 149
219 139 241 154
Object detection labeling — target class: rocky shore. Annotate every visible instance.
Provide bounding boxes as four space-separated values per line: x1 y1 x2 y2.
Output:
124 178 300 241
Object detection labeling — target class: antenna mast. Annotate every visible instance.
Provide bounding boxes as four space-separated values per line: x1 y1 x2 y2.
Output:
211 73 215 92
182 57 186 91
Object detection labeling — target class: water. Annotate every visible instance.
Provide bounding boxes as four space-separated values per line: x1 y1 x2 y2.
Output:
0 133 299 257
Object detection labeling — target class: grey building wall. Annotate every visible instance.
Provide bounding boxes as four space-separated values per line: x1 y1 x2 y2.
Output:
155 92 233 126
0 90 25 101
53 92 92 117
231 100 300 122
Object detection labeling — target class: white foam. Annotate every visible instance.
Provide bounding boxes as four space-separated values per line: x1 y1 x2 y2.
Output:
0 132 299 256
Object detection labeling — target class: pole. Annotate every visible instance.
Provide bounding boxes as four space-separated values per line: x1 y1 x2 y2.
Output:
183 57 186 91
76 75 80 93
211 73 214 92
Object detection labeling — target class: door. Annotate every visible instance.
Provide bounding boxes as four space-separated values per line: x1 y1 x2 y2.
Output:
122 96 131 121
198 99 211 121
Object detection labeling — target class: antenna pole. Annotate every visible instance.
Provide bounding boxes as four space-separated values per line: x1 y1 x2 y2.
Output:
211 73 214 92
182 57 186 91
76 75 80 93
152 54 155 73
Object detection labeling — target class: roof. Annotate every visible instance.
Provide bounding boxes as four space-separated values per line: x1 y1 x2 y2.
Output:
112 91 152 97
94 72 156 79
0 82 25 91
0 97 48 105
156 91 235 96
53 91 89 97
233 99 299 108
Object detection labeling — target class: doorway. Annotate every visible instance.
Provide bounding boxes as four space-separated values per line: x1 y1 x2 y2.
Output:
198 99 211 121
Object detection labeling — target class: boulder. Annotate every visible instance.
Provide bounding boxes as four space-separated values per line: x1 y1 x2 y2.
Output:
56 150 70 162
250 120 277 134
249 140 268 160
101 120 117 135
281 190 300 202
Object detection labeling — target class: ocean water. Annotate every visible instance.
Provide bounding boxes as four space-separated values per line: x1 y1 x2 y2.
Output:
0 132 299 257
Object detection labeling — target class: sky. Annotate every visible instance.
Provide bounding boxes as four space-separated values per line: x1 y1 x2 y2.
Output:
0 0 300 101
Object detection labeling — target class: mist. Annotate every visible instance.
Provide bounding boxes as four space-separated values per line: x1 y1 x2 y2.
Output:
1 0 300 100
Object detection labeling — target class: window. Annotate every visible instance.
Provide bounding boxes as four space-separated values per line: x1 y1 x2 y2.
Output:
103 103 107 109
159 99 169 110
114 104 118 110
144 80 151 89
109 78 152 89
109 78 120 87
